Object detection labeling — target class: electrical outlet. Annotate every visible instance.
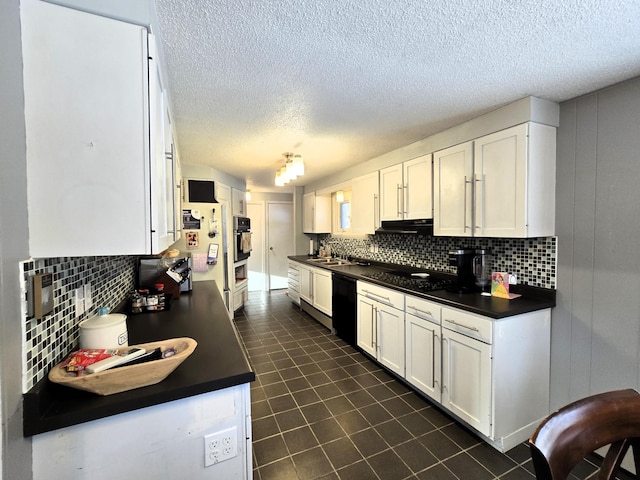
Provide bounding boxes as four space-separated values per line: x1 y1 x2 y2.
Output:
509 274 517 285
204 426 237 467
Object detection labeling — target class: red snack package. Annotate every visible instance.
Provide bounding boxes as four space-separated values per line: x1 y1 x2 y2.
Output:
62 349 119 372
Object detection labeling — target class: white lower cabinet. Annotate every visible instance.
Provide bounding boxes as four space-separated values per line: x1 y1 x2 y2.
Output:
299 265 313 304
357 281 551 452
233 284 248 312
356 281 405 377
297 263 332 316
441 317 492 436
439 306 551 451
287 261 300 305
405 296 442 403
312 268 332 316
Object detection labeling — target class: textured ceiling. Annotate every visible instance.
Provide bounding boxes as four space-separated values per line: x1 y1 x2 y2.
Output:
154 0 640 191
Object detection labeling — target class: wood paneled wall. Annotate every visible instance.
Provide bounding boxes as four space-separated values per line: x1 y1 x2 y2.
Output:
553 78 640 409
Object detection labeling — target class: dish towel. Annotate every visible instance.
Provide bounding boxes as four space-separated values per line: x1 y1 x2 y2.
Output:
241 232 252 253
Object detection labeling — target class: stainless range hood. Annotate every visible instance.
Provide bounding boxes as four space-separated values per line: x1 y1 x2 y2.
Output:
375 219 434 235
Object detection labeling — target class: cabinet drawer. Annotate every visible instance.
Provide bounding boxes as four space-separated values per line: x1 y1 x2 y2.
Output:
357 281 404 310
441 307 492 344
405 295 441 325
288 261 299 272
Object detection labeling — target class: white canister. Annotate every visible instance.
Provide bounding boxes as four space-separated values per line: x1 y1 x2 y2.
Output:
79 307 128 349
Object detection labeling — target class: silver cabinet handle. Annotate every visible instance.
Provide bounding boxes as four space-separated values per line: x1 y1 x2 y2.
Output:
403 184 408 215
363 290 393 306
396 184 403 217
474 174 483 231
444 318 479 332
373 193 379 230
464 176 473 231
372 306 377 349
407 305 433 317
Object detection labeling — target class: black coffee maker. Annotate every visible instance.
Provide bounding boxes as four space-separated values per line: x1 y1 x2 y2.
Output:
448 249 476 292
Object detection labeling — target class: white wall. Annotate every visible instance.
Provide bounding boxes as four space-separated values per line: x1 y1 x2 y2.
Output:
1 1 33 479
32 384 251 480
303 96 559 193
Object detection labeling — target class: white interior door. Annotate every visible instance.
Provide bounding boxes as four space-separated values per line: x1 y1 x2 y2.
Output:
247 202 265 291
267 202 293 290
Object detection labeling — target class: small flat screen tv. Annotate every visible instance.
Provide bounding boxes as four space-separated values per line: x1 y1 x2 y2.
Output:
187 179 217 203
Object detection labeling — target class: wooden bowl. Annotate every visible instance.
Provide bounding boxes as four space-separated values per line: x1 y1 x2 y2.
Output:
48 337 197 396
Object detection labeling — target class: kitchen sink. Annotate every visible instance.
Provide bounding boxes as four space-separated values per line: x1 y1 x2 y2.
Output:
307 258 353 266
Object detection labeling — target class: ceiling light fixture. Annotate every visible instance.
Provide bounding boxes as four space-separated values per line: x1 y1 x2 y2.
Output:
275 152 304 186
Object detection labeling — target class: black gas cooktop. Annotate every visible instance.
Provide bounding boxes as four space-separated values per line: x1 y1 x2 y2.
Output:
361 270 454 294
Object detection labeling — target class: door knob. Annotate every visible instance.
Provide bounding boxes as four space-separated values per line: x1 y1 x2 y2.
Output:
269 247 273 250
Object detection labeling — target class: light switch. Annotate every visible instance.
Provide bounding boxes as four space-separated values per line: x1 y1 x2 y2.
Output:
28 273 54 319
84 283 93 309
75 287 85 315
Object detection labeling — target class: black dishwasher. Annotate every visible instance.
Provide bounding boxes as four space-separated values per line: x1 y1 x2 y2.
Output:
332 272 357 347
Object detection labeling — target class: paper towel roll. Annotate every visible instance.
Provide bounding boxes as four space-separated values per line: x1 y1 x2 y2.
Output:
309 239 313 255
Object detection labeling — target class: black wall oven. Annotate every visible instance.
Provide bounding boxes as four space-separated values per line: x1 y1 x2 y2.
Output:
233 216 252 262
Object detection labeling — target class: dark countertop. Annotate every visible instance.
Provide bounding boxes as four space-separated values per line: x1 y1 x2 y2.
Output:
289 255 555 318
23 281 255 437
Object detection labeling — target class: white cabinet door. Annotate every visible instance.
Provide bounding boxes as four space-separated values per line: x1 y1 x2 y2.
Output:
303 193 331 233
356 295 377 357
474 124 526 237
303 193 315 233
351 171 379 235
216 183 231 202
356 281 405 376
405 295 442 402
379 164 404 221
232 188 247 216
474 123 556 238
377 304 405 377
433 141 474 237
406 313 440 402
298 265 313 304
312 268 332 316
22 0 153 256
404 154 433 220
149 46 175 253
441 327 492 436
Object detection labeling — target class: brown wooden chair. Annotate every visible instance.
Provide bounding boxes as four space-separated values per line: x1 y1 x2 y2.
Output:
529 389 640 479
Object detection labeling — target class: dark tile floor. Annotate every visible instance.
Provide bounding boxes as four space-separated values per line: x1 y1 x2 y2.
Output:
234 290 605 480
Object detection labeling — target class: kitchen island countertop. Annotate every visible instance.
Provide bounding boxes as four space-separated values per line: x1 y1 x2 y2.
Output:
23 280 255 436
289 255 555 318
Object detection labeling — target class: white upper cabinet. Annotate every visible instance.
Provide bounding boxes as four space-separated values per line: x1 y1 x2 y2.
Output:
231 188 247 217
379 163 404 221
474 123 556 237
433 141 474 236
350 171 379 235
149 45 177 253
21 0 178 256
379 154 432 221
303 193 331 233
403 155 433 220
216 183 231 202
434 123 556 238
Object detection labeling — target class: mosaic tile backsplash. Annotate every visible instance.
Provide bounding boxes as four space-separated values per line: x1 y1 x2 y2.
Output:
320 234 557 289
21 256 137 392
20 235 555 392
